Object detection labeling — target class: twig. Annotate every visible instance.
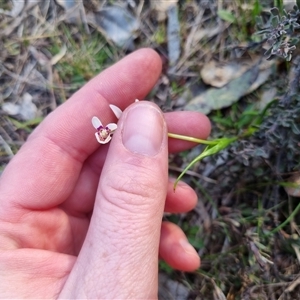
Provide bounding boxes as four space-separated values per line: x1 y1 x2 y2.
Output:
184 9 204 55
0 64 81 90
168 165 217 184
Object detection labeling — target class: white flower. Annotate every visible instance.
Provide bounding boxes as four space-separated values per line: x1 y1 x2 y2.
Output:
92 116 117 144
92 100 139 144
109 100 139 120
109 104 123 119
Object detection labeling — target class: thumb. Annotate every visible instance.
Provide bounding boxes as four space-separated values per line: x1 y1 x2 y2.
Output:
61 102 168 299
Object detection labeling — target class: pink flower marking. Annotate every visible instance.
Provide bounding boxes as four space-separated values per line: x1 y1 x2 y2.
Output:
92 116 117 144
91 102 138 144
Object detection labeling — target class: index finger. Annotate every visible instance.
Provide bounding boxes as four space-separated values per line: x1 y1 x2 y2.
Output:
0 48 163 212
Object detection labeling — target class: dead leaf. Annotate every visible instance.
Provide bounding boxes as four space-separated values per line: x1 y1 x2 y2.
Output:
167 4 180 66
256 87 277 111
2 93 37 121
185 60 276 114
284 0 297 11
201 60 251 88
284 174 300 197
51 45 67 65
87 6 139 49
185 64 260 114
29 46 50 66
55 0 82 24
10 0 25 17
246 60 276 93
192 25 223 46
0 0 39 17
151 0 178 22
158 273 189 300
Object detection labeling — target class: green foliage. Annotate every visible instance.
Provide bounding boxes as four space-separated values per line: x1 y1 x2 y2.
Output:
212 104 263 133
170 81 185 95
159 261 174 275
253 0 262 18
218 1 263 43
182 224 205 249
50 25 112 85
218 9 236 23
170 100 276 189
169 134 237 189
273 0 284 13
0 1 11 10
271 202 300 234
256 4 300 61
256 96 300 174
152 24 166 45
9 117 43 133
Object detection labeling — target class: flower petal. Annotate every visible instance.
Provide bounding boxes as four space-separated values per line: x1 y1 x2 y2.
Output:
95 132 102 144
92 116 103 129
109 104 122 119
103 135 112 143
106 123 118 132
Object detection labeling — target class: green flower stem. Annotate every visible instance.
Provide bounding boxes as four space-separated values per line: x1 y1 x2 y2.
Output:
167 133 218 145
168 132 237 190
270 201 300 234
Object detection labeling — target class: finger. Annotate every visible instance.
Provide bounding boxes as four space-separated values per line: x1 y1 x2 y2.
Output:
63 111 209 215
59 102 168 299
159 222 200 272
164 179 198 213
0 48 163 213
63 161 197 216
165 111 211 153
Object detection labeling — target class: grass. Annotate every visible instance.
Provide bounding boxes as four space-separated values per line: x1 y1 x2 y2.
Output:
2 0 300 298
50 25 113 86
152 24 166 45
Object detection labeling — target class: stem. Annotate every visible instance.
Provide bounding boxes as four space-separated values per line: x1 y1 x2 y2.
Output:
270 201 300 234
168 133 238 190
168 133 218 145
173 154 204 189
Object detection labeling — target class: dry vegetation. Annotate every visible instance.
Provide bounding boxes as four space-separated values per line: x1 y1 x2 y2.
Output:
1 0 300 299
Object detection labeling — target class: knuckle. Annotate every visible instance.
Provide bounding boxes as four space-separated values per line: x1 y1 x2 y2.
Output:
100 160 166 212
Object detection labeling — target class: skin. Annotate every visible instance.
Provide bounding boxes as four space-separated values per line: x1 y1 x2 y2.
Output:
0 48 211 299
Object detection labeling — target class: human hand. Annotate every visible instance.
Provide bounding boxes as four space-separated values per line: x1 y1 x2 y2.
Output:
0 49 210 299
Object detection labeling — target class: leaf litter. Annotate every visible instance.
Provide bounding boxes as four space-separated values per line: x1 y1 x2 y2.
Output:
1 0 300 299
185 58 276 114
87 5 140 49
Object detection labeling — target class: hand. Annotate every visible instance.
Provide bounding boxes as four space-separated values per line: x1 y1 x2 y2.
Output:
0 49 210 299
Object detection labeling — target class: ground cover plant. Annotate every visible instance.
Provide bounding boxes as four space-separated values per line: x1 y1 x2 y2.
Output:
1 0 300 299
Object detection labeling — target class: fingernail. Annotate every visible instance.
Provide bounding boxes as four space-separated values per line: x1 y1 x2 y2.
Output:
122 104 165 156
179 239 199 257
